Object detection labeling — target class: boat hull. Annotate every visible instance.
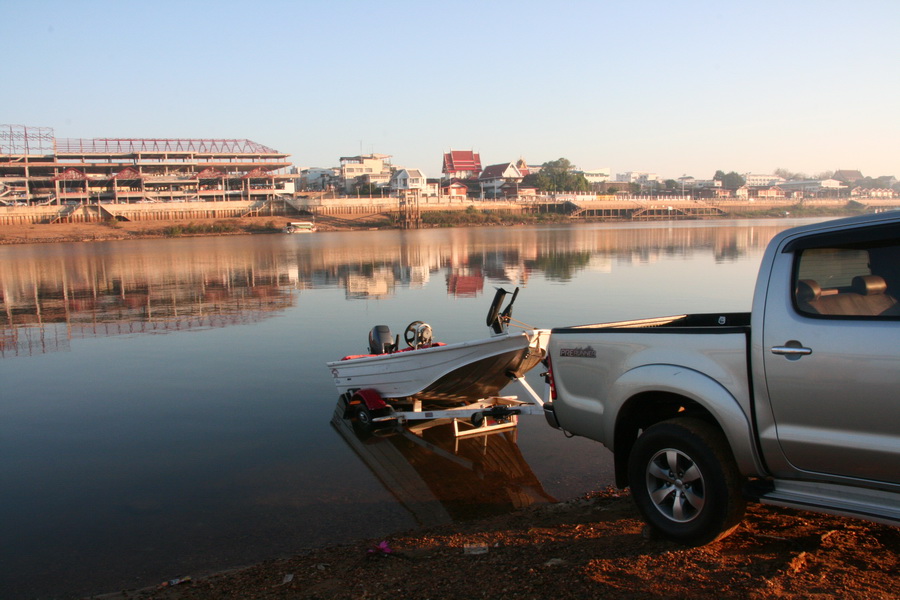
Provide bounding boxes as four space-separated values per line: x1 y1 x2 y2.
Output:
327 330 549 403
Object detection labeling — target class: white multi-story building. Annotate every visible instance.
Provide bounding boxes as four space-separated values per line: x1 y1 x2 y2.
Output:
339 153 393 192
778 178 843 193
616 171 658 184
742 173 786 187
581 168 611 184
300 167 339 191
696 179 722 188
390 168 427 194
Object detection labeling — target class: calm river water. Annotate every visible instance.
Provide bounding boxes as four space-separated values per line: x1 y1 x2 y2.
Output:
0 219 828 598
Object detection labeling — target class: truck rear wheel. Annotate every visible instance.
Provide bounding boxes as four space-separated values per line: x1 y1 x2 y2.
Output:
627 417 745 545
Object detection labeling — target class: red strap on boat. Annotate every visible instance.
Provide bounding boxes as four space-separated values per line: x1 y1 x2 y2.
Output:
341 343 446 361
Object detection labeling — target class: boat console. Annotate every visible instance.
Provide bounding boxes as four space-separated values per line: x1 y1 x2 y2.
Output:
367 321 435 355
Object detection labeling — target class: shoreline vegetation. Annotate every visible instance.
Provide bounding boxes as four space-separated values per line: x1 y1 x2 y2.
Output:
0 203 875 246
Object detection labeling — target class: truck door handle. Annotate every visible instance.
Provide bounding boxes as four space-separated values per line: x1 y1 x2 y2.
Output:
770 345 812 356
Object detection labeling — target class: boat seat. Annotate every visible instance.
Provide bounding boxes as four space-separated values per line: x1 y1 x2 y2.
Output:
797 276 899 316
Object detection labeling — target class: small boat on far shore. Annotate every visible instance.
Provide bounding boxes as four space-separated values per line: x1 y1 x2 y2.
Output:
284 221 316 233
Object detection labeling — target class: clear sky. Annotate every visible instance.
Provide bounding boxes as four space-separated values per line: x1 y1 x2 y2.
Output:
3 0 899 180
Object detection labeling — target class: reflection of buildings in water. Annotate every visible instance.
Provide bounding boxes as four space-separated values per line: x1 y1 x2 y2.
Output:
528 251 593 281
331 408 555 526
503 263 531 286
341 264 429 299
297 222 791 294
345 269 394 299
1 222 798 356
446 270 484 298
587 255 613 273
408 265 430 288
0 250 297 358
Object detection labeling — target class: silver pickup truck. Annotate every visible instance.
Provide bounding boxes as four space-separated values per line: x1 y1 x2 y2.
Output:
543 212 900 544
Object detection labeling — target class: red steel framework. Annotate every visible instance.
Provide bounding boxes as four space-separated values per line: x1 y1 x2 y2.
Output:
1 125 282 156
1 124 55 154
1 125 297 210
55 137 281 155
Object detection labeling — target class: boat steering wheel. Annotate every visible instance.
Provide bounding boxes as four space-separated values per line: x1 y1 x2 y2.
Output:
404 321 433 348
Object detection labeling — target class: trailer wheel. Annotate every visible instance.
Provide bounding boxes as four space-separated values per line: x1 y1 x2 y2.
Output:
627 417 745 546
355 405 375 428
350 389 388 431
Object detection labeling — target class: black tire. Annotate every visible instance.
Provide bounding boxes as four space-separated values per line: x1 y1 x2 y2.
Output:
355 405 375 430
627 417 746 546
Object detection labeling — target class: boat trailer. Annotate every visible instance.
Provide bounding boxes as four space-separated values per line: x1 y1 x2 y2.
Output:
339 375 548 438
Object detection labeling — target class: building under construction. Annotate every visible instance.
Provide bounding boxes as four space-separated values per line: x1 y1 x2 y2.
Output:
0 124 301 222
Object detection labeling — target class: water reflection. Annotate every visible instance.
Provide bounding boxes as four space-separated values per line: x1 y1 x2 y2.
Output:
0 219 827 599
0 246 297 357
0 221 795 357
331 403 555 526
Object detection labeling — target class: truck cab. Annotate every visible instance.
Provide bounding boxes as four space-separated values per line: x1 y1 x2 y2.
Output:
545 212 900 544
756 217 900 481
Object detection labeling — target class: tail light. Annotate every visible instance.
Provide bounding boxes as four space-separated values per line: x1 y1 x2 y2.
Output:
542 356 557 400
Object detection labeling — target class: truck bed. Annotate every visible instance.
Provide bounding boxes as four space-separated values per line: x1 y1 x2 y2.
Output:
546 312 754 455
553 312 751 332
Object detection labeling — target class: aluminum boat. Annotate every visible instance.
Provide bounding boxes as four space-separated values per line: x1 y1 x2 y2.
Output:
326 288 549 406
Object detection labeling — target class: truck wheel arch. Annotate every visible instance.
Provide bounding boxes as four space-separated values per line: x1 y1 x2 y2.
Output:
613 391 703 487
608 365 761 487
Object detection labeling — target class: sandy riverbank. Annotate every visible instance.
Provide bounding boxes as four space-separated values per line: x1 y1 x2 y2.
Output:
0 217 308 245
0 207 872 246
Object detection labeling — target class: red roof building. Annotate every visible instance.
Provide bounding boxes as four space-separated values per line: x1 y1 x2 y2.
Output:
479 162 524 197
441 181 469 200
515 158 530 177
832 169 865 183
442 149 482 180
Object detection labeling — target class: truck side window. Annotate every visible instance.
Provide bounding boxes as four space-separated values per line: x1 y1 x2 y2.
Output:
794 243 900 318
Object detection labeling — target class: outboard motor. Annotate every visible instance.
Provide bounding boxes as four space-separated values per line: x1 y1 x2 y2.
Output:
368 325 395 355
486 287 519 334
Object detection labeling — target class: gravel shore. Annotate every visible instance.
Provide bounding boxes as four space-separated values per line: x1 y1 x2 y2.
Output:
91 488 898 600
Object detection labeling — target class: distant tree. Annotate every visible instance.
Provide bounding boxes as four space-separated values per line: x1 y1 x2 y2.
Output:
714 170 746 190
522 158 590 192
813 171 834 180
854 176 892 190
530 251 592 282
354 182 381 196
774 168 809 181
664 179 678 191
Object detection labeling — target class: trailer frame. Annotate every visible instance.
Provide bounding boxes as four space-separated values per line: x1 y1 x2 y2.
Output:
342 375 548 437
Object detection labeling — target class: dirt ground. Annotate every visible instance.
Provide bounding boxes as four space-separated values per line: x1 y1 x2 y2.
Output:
93 489 898 600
